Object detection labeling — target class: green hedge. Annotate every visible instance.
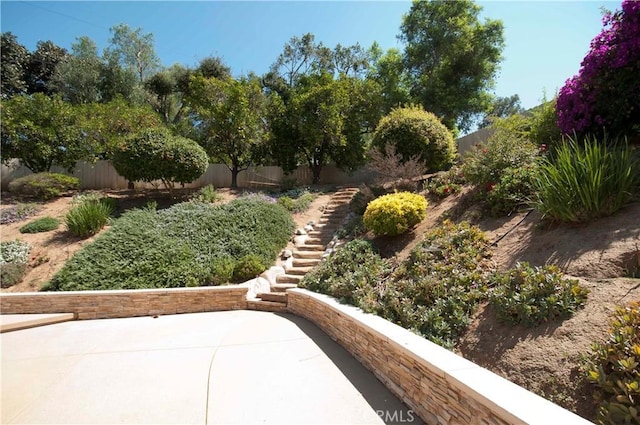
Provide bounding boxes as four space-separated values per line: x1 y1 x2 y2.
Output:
45 198 294 291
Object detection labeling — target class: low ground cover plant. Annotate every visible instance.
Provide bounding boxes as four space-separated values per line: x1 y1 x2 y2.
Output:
490 262 589 326
46 197 294 291
192 185 223 203
533 136 640 223
0 203 41 225
277 188 318 213
583 301 640 425
19 216 60 234
425 166 465 198
8 173 80 200
0 240 31 288
363 192 427 236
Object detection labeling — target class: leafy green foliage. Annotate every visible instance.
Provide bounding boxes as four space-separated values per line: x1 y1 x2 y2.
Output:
8 173 80 200
400 0 504 132
277 190 317 213
232 254 267 282
303 221 493 349
583 301 640 425
372 105 456 172
192 185 223 203
19 216 60 234
426 166 466 198
464 130 541 215
490 262 589 326
0 239 30 288
301 239 387 310
533 136 640 223
112 129 209 190
363 192 427 237
187 75 267 188
381 221 492 348
47 198 294 291
0 94 89 172
349 185 387 216
1 32 29 97
0 203 41 225
65 198 114 238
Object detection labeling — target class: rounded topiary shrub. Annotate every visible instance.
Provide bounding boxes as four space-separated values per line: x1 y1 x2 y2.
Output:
8 173 80 200
112 129 209 188
363 192 427 237
372 105 456 172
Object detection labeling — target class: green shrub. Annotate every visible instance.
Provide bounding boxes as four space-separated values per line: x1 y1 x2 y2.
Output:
485 164 540 216
47 198 294 291
112 129 209 190
207 256 235 285
193 185 223 203
0 203 41 225
533 136 640 223
0 240 31 288
65 199 114 238
19 216 60 234
372 105 456 172
232 255 266 282
301 239 387 310
529 98 562 149
380 220 493 348
363 192 427 236
277 190 317 213
8 173 80 200
426 166 466 198
350 185 387 216
490 262 589 326
583 301 640 425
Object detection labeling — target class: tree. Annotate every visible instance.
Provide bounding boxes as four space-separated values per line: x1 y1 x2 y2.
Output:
1 32 29 98
25 40 69 95
51 36 103 104
112 129 208 193
99 52 138 103
187 75 268 188
79 97 163 159
478 94 525 129
400 0 505 133
105 23 160 83
0 94 88 172
367 43 411 114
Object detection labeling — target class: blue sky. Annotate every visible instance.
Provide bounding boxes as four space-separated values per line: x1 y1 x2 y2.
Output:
0 1 620 111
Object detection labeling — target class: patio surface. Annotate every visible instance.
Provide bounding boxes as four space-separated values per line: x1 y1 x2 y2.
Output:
1 310 420 424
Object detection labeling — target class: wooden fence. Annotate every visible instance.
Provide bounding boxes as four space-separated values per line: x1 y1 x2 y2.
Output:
1 160 377 190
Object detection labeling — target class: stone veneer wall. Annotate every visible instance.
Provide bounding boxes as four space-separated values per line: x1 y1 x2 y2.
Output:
0 287 248 320
287 288 591 425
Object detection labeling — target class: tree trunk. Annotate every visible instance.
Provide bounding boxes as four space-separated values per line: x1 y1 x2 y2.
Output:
231 165 239 188
312 163 322 184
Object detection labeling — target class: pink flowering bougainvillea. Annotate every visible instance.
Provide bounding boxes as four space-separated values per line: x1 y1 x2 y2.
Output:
556 0 640 139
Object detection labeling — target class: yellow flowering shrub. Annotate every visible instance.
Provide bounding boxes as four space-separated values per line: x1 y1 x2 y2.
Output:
363 192 427 236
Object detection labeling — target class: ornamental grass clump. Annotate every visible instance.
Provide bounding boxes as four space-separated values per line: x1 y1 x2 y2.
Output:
583 301 640 425
533 136 640 223
363 192 427 236
490 262 589 326
65 198 114 238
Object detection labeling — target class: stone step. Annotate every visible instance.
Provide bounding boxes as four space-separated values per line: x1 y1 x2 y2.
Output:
311 224 338 232
247 299 287 313
296 244 325 252
305 237 331 244
276 274 304 284
257 292 288 303
292 258 322 267
287 267 314 275
271 283 298 292
293 250 324 259
318 218 344 226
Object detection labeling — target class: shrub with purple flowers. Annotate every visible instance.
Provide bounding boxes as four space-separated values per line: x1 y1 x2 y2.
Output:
557 1 640 139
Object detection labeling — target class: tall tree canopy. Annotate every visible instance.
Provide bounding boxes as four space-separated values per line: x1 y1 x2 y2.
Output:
186 75 266 188
400 0 505 132
1 32 29 98
105 23 160 83
25 40 69 96
51 36 103 104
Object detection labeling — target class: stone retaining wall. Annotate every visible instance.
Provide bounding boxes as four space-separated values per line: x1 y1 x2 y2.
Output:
287 288 590 425
0 286 248 320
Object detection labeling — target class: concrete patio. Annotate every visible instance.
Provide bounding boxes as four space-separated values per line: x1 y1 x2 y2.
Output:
1 310 419 424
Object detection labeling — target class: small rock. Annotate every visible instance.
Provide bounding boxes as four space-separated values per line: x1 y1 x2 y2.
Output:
307 220 316 226
304 224 314 232
295 228 307 235
282 249 292 259
327 240 335 248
